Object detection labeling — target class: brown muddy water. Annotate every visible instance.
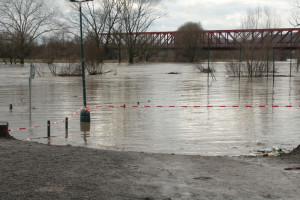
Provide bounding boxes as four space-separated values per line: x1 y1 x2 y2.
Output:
1 62 300 156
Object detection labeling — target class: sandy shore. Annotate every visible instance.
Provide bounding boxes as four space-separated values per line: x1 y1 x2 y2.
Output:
0 138 300 200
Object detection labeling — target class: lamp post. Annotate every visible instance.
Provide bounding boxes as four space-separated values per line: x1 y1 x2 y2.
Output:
69 0 93 122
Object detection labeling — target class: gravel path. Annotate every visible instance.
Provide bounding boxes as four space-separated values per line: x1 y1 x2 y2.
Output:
1 138 300 200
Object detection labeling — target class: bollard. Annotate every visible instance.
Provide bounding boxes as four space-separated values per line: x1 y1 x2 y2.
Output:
0 121 9 138
65 129 68 139
65 117 68 130
80 108 90 122
9 104 13 111
47 120 50 138
80 122 90 132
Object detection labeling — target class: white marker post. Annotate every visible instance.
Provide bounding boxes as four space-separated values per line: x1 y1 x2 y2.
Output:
29 63 35 111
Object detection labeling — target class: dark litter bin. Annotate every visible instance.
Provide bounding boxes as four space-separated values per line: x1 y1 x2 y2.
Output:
80 108 90 122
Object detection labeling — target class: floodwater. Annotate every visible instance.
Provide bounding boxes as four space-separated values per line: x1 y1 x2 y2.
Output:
0 62 300 156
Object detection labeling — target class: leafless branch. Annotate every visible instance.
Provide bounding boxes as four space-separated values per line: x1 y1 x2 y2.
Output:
0 0 61 64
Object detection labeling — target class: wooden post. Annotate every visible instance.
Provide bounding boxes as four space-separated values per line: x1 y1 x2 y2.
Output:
0 122 9 137
65 117 68 130
47 120 50 138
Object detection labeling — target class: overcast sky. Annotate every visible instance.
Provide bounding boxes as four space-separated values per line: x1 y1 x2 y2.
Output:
55 0 295 31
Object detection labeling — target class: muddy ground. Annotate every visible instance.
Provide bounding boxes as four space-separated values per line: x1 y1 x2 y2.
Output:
0 138 300 200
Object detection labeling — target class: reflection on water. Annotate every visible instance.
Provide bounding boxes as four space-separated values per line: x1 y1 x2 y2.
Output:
0 62 300 156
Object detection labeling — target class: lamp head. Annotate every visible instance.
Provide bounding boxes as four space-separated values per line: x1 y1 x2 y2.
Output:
69 0 93 2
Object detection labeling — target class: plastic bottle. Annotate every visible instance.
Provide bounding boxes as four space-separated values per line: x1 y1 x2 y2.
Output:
272 147 283 153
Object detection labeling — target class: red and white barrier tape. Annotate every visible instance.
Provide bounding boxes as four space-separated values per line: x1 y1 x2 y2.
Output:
8 107 83 133
94 105 300 108
7 104 299 133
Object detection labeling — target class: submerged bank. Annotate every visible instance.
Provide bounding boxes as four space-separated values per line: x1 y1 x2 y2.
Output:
2 63 300 156
1 138 300 200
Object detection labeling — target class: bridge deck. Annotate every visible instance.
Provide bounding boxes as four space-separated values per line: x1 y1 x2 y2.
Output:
101 28 300 49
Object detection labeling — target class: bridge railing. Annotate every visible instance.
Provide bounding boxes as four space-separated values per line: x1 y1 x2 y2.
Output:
100 28 300 50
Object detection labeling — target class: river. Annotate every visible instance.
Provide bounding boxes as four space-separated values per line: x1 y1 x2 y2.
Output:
0 62 299 156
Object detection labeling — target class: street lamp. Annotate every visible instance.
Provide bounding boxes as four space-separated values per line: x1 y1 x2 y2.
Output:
69 0 93 122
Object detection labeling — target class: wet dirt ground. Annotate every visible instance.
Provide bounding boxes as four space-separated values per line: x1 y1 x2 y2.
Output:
1 63 300 199
1 138 300 200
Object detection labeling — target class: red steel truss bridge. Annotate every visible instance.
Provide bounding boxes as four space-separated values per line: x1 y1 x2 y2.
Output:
101 28 300 50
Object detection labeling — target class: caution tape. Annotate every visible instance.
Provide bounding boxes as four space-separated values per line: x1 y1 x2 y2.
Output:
93 105 300 108
7 104 299 133
8 107 83 133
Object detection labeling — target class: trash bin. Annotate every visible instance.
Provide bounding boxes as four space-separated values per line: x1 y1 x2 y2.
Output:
80 108 90 122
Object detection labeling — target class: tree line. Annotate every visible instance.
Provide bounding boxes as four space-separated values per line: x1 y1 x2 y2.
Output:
0 0 163 64
0 0 299 69
173 7 300 77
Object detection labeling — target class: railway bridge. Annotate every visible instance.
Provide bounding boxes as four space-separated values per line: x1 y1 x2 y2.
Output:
100 28 300 50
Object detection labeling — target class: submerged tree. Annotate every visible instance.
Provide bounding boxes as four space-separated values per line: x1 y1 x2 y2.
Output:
236 7 280 77
65 0 122 61
290 0 300 26
64 0 163 64
176 22 203 62
0 0 60 64
0 33 18 64
120 0 163 63
290 1 300 70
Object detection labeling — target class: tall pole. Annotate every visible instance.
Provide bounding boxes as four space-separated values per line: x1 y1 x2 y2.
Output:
208 43 210 83
29 78 31 111
72 0 90 123
29 63 35 114
273 49 275 87
239 44 242 81
79 2 87 107
267 47 269 79
290 50 293 78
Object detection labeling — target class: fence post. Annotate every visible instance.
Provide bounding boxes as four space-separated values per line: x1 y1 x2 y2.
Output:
208 44 211 82
290 50 293 77
47 120 50 138
239 44 242 81
65 117 68 130
273 49 275 87
267 48 269 79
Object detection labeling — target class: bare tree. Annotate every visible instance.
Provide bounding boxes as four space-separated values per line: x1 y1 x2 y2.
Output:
84 35 105 75
290 1 300 69
0 0 60 64
241 6 281 29
40 34 67 64
82 0 121 58
291 0 300 26
176 22 203 62
236 7 280 77
0 33 17 64
120 0 163 63
65 0 121 60
64 0 163 64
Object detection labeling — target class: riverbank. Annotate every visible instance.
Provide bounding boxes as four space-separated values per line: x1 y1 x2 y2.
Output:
0 138 300 200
